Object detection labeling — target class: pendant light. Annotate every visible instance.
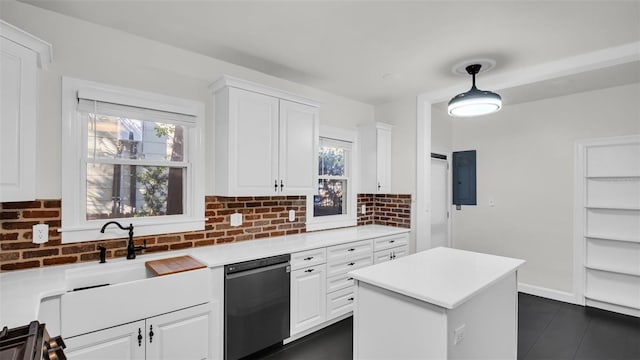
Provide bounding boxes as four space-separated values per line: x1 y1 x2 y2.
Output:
448 64 502 117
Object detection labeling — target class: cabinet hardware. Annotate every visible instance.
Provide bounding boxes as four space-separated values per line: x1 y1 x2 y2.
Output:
280 180 284 191
274 180 278 192
347 248 355 252
377 182 381 190
305 269 314 273
138 328 142 347
149 325 154 343
348 262 355 266
389 240 395 243
347 277 353 281
347 297 354 301
304 257 314 261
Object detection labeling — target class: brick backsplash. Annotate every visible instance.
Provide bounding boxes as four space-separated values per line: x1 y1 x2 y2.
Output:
1 194 410 272
357 193 411 228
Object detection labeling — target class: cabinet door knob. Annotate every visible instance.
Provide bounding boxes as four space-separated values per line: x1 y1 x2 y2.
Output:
149 325 154 343
377 182 381 190
305 268 314 273
280 180 284 191
274 180 278 192
347 297 354 301
138 328 142 347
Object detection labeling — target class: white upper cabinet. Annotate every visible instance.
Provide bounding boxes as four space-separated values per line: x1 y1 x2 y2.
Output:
212 76 319 196
0 21 52 202
358 122 392 193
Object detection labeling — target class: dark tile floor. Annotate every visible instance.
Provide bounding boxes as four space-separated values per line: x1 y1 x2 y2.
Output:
256 293 640 360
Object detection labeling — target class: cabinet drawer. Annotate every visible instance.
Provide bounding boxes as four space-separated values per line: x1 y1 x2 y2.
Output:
326 254 373 278
373 244 409 264
373 233 409 252
326 272 356 293
291 248 326 270
326 287 355 320
326 240 372 262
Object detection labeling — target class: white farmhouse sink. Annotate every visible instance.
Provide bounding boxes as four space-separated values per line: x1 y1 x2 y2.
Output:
61 261 211 338
64 261 153 291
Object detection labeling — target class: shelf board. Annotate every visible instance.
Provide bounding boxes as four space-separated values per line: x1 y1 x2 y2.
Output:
584 293 640 311
585 264 640 277
585 206 640 211
585 175 640 179
585 235 640 244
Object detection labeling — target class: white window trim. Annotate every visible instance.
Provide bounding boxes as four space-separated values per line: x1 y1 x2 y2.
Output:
306 126 358 232
60 77 205 243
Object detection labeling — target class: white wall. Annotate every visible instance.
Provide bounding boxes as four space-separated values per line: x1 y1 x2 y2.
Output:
374 96 418 250
444 83 640 293
0 0 373 198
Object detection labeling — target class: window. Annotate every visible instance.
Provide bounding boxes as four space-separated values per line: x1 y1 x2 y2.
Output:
61 78 205 243
306 127 357 231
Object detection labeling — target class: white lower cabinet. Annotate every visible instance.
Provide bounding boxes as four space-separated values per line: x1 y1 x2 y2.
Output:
373 233 410 264
65 303 212 360
290 263 327 335
65 320 145 360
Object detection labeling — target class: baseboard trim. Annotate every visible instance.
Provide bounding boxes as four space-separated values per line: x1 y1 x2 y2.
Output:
518 282 580 305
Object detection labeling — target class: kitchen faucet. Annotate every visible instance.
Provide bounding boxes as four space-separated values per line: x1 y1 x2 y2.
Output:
99 221 146 260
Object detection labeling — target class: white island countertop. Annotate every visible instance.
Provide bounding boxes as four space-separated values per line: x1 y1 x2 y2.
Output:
0 225 408 328
349 247 525 309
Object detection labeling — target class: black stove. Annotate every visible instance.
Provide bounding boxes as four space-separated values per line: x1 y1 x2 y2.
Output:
0 321 66 360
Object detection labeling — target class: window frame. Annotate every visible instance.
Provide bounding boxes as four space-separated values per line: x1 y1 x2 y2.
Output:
306 126 358 232
60 77 205 243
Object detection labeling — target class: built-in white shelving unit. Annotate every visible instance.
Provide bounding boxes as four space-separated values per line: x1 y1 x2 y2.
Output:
576 136 640 317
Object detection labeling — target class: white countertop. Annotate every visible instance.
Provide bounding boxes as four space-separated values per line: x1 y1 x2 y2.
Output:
348 247 525 309
0 225 408 328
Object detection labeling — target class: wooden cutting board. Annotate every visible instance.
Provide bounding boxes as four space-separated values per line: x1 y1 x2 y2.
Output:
145 255 206 276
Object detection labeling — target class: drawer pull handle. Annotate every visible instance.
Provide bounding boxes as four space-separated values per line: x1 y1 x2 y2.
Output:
347 248 355 252
389 240 395 243
347 277 353 281
348 297 354 301
304 257 314 261
305 269 314 273
348 262 355 266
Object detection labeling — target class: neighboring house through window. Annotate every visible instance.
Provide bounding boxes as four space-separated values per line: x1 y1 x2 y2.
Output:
306 126 357 231
60 78 205 243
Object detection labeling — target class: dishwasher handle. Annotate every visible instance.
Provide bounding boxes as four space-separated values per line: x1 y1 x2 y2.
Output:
225 261 290 280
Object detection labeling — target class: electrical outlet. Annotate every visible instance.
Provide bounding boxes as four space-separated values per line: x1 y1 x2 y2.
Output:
361 204 366 215
32 224 49 244
453 324 465 345
230 213 242 227
288 209 295 222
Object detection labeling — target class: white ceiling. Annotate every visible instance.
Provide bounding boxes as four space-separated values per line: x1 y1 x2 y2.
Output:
20 0 640 105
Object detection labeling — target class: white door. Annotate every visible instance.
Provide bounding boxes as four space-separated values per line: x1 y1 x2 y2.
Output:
430 157 450 248
146 303 212 360
65 320 145 360
228 87 279 195
279 99 319 195
290 264 326 335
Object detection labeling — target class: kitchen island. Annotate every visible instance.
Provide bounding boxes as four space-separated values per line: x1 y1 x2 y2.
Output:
349 247 525 359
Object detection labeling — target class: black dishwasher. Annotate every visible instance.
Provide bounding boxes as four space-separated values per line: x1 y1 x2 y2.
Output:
224 254 291 360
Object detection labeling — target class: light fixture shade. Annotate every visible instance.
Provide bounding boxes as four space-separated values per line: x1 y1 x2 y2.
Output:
448 63 502 117
448 87 502 117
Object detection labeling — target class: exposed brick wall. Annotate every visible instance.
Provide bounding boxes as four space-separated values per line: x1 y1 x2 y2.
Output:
0 196 305 271
1 194 410 272
357 194 411 228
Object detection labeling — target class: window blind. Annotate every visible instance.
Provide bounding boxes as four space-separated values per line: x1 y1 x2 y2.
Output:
320 137 352 150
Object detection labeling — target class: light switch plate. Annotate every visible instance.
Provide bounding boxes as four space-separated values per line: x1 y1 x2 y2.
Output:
230 213 242 227
32 224 49 244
